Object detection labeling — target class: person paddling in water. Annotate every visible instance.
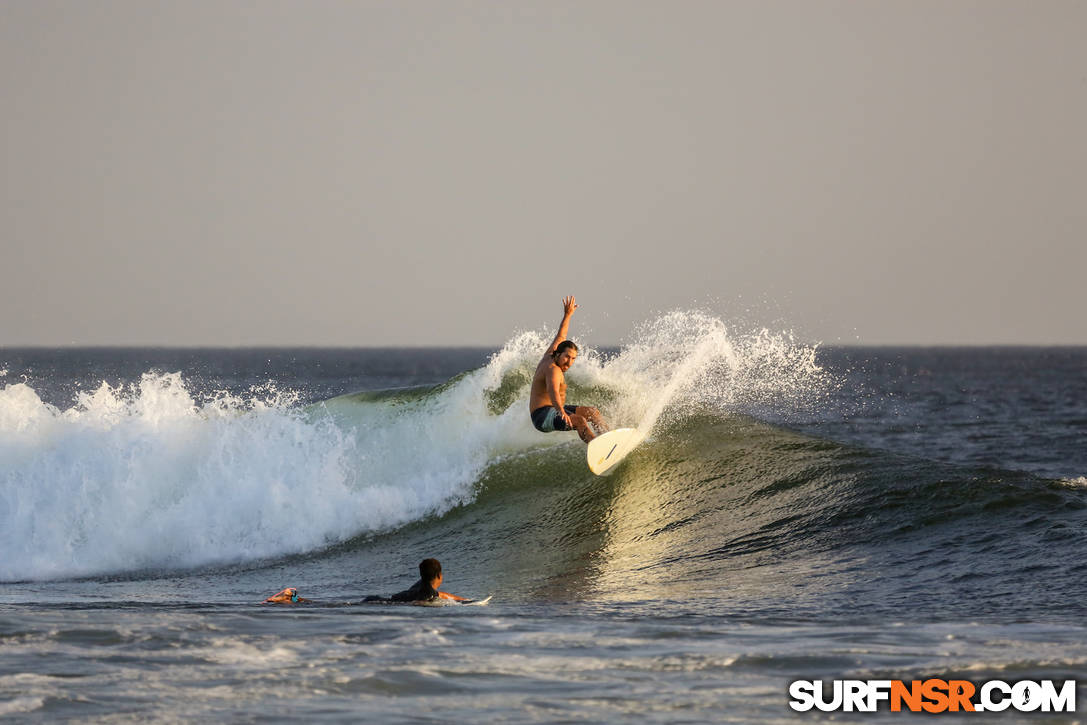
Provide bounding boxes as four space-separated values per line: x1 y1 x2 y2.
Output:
529 296 608 443
388 558 468 603
264 558 469 604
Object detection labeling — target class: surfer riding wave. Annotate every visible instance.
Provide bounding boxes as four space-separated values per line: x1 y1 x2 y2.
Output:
529 296 608 443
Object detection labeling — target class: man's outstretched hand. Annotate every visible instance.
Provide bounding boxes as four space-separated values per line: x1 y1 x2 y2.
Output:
563 295 578 316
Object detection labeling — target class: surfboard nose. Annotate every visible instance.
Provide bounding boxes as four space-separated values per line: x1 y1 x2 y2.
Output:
587 428 643 475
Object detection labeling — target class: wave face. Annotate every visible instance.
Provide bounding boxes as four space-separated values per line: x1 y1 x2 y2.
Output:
349 412 1087 621
0 313 831 582
5 316 1084 620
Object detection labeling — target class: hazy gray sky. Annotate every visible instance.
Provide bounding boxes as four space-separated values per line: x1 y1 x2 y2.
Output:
3 0 1084 346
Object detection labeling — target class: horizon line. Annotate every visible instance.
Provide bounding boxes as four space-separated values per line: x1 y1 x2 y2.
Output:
3 342 1086 350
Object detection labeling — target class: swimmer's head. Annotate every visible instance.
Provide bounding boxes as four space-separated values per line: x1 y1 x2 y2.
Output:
420 558 442 583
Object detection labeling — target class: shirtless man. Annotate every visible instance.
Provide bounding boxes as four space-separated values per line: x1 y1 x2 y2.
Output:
529 296 608 443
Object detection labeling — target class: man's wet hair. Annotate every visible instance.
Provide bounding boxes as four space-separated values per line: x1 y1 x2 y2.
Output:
419 558 442 582
552 340 579 359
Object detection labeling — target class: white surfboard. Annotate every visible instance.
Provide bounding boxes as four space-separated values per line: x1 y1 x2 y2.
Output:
461 595 492 606
420 594 492 607
587 427 645 476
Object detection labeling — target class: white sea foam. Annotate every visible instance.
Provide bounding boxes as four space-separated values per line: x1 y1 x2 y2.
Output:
0 370 516 581
0 311 826 581
0 696 45 716
487 310 828 431
548 309 828 432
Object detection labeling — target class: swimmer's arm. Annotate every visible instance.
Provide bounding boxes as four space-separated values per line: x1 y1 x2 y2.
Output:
438 591 470 602
263 587 309 604
545 295 578 356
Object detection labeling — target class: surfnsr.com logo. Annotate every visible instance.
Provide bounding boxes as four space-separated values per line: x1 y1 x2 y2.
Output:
788 679 1077 713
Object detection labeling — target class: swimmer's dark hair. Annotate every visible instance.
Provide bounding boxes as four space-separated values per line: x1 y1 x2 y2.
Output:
552 340 579 358
419 558 442 582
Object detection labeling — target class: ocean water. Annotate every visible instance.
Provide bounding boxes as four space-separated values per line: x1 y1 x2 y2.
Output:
2 314 1086 722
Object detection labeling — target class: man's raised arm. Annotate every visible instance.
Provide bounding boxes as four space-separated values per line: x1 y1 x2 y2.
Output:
546 296 578 356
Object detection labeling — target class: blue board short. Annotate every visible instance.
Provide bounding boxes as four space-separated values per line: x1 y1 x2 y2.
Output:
531 405 578 433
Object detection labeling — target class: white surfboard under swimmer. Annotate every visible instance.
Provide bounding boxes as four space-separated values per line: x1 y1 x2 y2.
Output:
419 595 492 606
587 427 645 476
461 595 492 606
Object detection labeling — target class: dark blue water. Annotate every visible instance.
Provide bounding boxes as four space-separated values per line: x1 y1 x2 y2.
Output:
2 338 1085 721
